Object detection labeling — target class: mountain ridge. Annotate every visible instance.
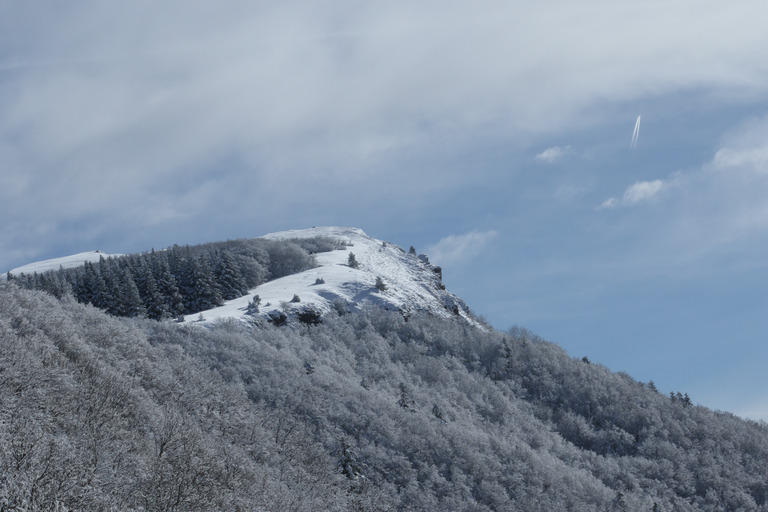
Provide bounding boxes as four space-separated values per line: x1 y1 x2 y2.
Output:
3 250 123 279
5 226 478 328
185 226 477 327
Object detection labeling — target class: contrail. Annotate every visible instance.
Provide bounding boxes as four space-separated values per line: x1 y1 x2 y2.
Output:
631 115 641 150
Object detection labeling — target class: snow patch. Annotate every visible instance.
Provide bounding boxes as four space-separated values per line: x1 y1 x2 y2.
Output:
3 251 123 279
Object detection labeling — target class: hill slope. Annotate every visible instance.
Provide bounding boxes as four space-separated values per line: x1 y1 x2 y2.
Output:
3 280 768 510
3 227 768 510
2 250 123 279
186 226 474 326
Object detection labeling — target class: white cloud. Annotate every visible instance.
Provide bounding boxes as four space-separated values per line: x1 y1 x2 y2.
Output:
701 120 768 236
713 148 768 171
599 179 666 209
598 197 619 210
623 180 665 204
425 230 498 267
535 146 570 164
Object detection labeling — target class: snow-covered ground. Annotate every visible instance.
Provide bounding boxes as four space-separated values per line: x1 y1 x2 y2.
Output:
184 226 476 326
3 251 123 279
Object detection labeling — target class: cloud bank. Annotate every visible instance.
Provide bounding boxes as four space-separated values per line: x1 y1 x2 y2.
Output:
2 0 768 267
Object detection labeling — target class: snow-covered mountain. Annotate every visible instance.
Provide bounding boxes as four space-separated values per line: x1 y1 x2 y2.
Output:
3 227 476 327
184 226 477 326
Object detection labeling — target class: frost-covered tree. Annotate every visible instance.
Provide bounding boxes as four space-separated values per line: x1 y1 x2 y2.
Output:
246 295 261 315
4 282 768 511
347 252 359 269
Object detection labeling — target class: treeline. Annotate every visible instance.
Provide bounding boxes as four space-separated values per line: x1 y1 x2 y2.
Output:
8 237 337 320
2 282 768 510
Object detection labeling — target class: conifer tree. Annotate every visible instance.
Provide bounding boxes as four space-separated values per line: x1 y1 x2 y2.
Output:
152 253 185 317
179 255 223 313
116 267 146 318
79 260 107 308
139 264 168 320
213 250 248 300
99 256 121 315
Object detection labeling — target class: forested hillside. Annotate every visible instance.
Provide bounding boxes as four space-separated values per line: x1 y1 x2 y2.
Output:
7 237 336 320
2 282 768 511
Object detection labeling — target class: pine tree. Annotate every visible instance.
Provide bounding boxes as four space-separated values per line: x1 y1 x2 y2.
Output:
116 267 146 318
152 253 185 317
179 255 223 314
213 250 248 300
139 263 168 320
99 257 121 315
79 261 107 308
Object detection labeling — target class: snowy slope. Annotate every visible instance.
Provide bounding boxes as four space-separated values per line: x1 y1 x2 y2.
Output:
184 227 477 326
3 251 123 279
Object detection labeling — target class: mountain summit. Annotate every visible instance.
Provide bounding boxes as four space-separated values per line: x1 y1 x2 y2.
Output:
186 226 475 326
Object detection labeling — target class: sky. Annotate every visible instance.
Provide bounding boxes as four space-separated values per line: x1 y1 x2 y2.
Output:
2 1 768 421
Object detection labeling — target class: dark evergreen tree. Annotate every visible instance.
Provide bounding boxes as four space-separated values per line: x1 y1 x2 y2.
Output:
179 255 223 314
152 253 185 317
34 271 71 299
134 256 171 320
213 249 248 300
79 261 107 308
116 267 146 318
139 265 168 320
99 257 121 315
166 245 188 293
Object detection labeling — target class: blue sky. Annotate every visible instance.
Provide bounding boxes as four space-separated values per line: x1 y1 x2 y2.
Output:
2 1 768 420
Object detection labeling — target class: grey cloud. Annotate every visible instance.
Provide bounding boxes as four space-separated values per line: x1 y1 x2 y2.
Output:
3 0 768 269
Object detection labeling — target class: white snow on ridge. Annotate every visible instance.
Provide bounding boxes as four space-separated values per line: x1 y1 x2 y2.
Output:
3 251 123 279
186 226 477 327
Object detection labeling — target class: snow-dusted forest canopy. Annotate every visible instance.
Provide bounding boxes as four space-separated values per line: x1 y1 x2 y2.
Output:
2 279 768 511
